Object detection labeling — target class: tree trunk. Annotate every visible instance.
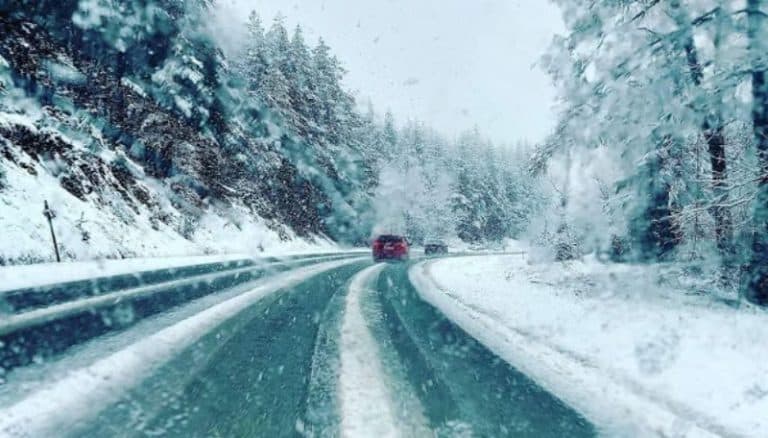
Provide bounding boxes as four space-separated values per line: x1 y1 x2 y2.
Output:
670 0 734 257
704 124 734 254
633 133 681 262
747 0 768 304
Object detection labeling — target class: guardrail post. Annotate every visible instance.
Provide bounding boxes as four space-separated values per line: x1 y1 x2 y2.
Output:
43 200 61 263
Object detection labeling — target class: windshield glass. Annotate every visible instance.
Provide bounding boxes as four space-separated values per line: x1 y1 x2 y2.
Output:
1 1 767 437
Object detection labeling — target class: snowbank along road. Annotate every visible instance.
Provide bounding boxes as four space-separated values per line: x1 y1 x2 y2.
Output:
0 252 595 437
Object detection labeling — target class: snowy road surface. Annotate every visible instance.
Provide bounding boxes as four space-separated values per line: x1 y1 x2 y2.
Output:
0 253 594 437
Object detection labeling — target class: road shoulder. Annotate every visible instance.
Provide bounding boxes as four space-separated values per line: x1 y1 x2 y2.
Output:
409 256 758 437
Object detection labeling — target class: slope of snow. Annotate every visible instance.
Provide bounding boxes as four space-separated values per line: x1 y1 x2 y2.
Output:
0 137 339 265
411 251 768 437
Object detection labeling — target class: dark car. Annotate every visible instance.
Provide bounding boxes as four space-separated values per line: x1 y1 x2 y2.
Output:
424 241 448 255
372 235 410 262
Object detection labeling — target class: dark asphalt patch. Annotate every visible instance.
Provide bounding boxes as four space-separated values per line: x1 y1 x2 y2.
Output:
73 262 367 438
374 264 596 437
0 257 346 374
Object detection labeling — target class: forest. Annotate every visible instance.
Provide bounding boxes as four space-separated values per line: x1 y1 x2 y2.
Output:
2 0 766 304
0 0 534 255
537 0 768 304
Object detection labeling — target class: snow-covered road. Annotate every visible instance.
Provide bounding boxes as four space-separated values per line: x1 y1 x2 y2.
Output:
0 253 594 437
0 257 362 437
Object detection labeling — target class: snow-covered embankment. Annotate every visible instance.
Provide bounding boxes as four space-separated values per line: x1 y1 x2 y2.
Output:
411 253 768 437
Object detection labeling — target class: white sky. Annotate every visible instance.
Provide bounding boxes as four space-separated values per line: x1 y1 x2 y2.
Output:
213 0 564 145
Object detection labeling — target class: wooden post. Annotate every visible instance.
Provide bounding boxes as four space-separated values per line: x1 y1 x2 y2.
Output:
43 200 61 263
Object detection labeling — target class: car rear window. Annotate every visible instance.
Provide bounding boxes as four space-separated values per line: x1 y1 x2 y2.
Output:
376 235 404 243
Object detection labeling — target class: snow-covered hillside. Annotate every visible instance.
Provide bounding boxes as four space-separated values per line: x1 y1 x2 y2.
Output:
0 4 534 264
0 106 335 263
0 0 388 265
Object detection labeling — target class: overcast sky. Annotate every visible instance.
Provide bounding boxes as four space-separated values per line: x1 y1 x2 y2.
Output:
213 0 563 145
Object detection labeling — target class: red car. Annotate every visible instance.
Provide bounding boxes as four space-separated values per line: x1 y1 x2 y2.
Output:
372 235 410 262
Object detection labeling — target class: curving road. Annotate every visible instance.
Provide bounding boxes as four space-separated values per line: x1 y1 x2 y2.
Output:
0 254 595 437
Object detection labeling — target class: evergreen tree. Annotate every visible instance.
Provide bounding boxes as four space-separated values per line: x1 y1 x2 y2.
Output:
383 110 398 149
240 11 268 95
259 62 292 115
288 25 316 135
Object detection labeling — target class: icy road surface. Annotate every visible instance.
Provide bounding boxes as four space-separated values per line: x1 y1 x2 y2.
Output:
0 253 594 437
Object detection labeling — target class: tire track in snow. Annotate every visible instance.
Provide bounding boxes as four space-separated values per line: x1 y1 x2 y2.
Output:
303 275 350 436
338 264 402 438
381 264 593 437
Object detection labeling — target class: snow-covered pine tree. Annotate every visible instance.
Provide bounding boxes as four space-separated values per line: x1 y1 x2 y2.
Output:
312 38 354 145
239 11 268 100
287 25 317 138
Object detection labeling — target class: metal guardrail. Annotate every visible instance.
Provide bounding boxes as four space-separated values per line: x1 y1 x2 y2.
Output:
0 253 349 313
0 253 360 372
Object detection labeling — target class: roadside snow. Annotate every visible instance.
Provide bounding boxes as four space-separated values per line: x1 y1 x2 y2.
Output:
411 252 768 438
0 253 251 293
0 251 362 293
0 257 364 437
338 264 402 438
